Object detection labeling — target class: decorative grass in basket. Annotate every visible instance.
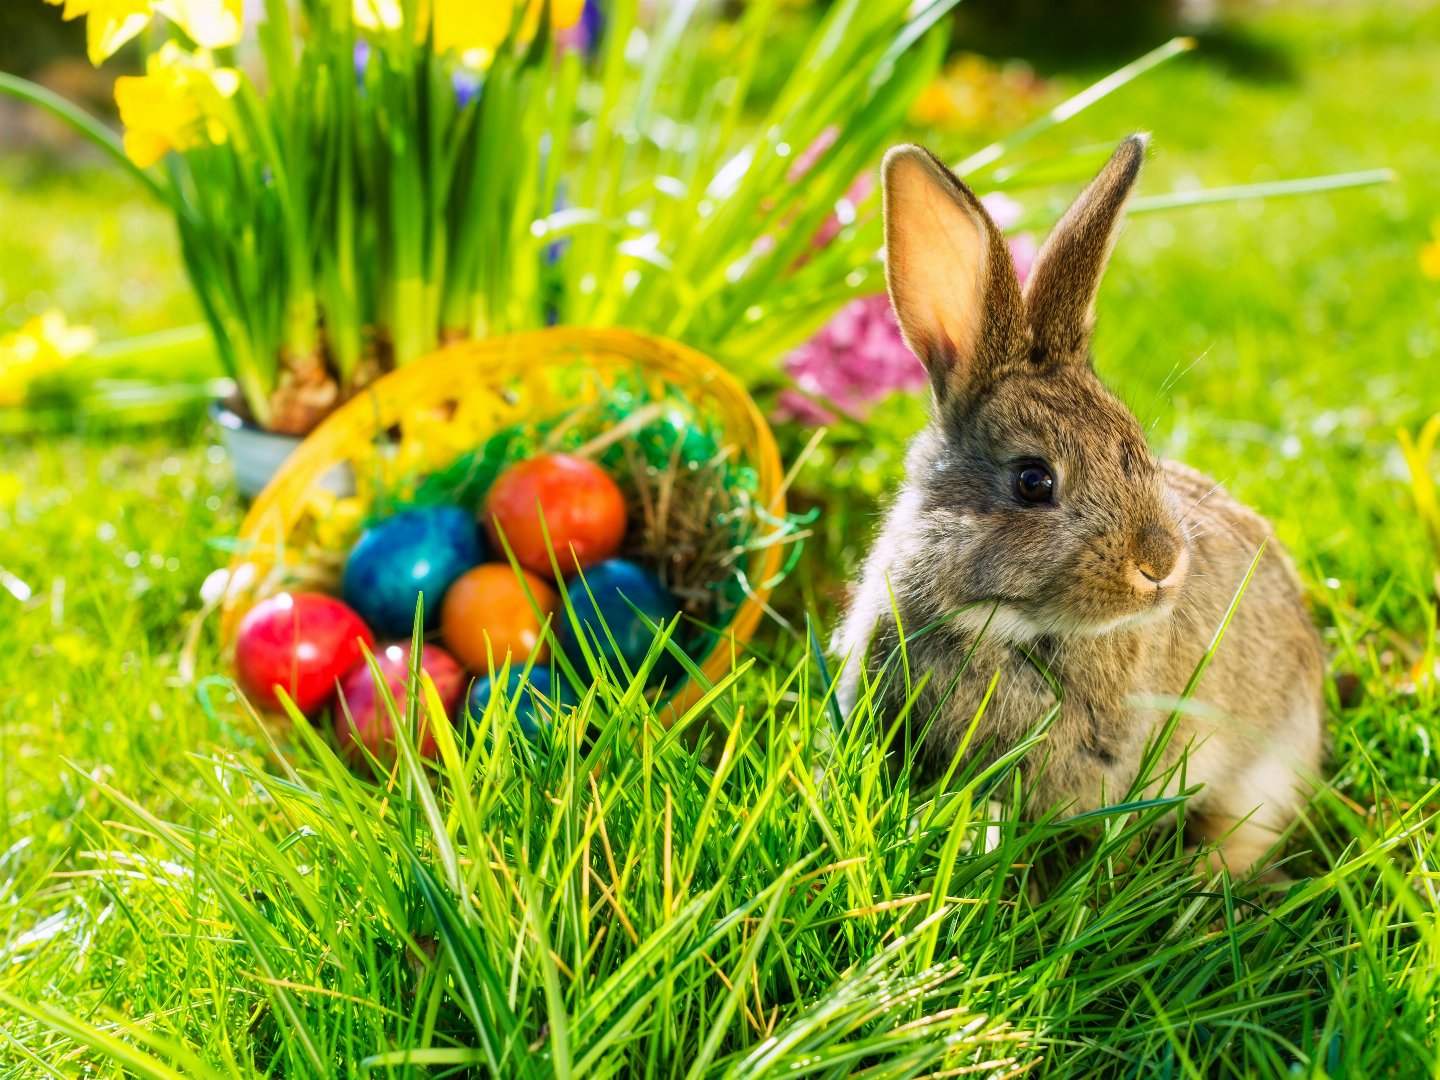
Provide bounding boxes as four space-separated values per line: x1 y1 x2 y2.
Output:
218 329 801 758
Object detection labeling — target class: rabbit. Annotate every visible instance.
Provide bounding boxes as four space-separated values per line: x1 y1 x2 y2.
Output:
833 135 1325 875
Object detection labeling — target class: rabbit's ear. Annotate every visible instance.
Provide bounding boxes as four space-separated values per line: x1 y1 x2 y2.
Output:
882 145 1026 402
1024 135 1147 364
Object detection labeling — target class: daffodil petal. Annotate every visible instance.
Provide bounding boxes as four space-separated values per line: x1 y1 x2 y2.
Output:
113 44 239 165
1421 243 1440 281
550 0 585 31
430 0 512 54
158 0 243 48
122 127 171 168
517 0 586 40
0 310 94 406
87 9 152 64
353 0 403 32
210 67 240 97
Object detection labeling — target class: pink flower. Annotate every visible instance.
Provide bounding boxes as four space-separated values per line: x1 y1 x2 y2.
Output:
1008 232 1038 283
782 126 877 257
980 191 1023 230
775 293 926 424
788 127 840 183
775 388 839 426
809 172 875 252
980 192 1038 282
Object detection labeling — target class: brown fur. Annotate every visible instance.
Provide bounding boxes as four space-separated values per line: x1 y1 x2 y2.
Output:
835 138 1325 874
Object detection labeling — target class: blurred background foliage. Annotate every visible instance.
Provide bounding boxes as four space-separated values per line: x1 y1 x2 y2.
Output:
3 0 1435 652
4 0 1437 597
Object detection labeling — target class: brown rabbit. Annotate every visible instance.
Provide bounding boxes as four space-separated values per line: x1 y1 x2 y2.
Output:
834 136 1325 874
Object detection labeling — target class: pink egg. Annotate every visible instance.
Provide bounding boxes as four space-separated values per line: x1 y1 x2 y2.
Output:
334 642 465 764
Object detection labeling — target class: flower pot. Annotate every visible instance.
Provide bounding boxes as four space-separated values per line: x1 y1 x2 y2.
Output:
210 402 356 499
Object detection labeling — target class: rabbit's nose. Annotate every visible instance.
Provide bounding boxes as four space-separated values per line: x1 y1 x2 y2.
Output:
1136 561 1169 585
1131 525 1185 588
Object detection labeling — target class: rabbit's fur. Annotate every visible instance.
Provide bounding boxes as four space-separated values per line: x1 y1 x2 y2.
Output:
835 137 1324 874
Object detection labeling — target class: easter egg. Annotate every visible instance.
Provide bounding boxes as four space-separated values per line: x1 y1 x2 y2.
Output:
334 642 466 763
440 563 559 671
342 505 484 638
483 454 627 576
234 592 374 715
466 667 561 742
558 559 680 676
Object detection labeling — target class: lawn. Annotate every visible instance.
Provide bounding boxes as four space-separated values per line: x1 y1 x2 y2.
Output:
2 1 1439 1076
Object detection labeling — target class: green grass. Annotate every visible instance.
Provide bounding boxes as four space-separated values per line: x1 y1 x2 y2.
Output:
4 1 1440 1075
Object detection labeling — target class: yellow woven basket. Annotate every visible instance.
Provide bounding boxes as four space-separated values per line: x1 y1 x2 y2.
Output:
218 327 787 720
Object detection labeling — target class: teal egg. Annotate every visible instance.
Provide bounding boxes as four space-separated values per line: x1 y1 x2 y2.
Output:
467 668 561 743
558 559 680 679
342 505 484 638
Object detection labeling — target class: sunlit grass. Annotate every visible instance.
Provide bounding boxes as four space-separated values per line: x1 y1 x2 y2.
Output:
2 534 1437 1076
4 0 1440 1075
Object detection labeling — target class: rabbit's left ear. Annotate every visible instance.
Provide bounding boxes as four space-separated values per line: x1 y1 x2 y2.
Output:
1024 135 1147 364
881 145 1026 404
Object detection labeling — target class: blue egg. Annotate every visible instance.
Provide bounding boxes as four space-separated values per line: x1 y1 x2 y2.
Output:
342 505 484 638
467 668 559 742
558 559 680 677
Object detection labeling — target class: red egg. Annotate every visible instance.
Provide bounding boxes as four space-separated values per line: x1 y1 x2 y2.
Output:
234 592 374 715
484 453 627 577
334 642 466 763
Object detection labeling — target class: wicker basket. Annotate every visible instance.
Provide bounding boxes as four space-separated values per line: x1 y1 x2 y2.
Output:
218 327 787 720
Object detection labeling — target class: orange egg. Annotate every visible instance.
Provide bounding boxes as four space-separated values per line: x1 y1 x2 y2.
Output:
440 563 559 672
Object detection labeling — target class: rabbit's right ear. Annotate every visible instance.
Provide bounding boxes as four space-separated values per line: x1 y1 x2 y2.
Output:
882 146 1026 403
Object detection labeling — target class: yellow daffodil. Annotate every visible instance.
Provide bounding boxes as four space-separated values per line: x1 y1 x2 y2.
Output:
45 0 154 65
528 0 586 37
113 43 241 168
354 0 584 54
46 0 241 63
353 0 402 33
1422 218 1440 280
908 54 1051 135
158 0 243 49
429 0 518 55
908 79 956 129
0 310 97 407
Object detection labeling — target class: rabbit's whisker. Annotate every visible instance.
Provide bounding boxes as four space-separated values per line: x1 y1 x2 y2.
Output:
1178 483 1226 529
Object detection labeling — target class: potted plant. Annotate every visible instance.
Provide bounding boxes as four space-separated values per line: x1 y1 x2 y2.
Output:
2 0 964 493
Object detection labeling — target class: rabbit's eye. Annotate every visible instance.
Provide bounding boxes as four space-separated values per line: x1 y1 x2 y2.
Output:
1014 463 1055 505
